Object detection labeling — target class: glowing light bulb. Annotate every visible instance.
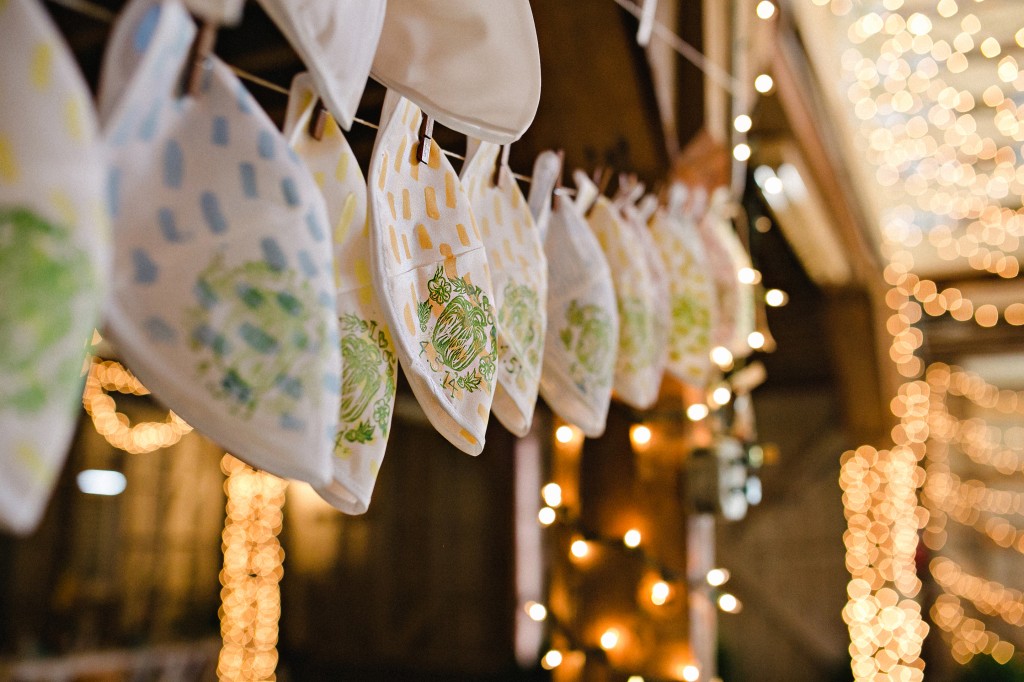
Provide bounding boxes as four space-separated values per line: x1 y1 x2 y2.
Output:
555 425 576 443
628 677 645 682
906 12 932 36
754 74 774 93
763 176 783 194
76 469 127 496
734 114 752 133
541 482 563 507
755 0 775 19
733 143 751 161
711 386 732 406
526 601 547 621
571 539 590 558
765 288 788 307
541 650 563 670
686 403 710 421
737 267 761 284
538 506 556 526
710 346 733 368
718 592 741 613
651 580 670 605
682 664 700 681
747 331 766 349
624 529 642 548
630 424 652 449
600 628 620 650
706 568 730 586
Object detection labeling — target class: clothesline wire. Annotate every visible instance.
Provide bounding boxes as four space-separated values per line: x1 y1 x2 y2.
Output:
44 0 735 191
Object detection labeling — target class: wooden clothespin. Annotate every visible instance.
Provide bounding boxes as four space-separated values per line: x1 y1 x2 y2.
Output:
417 115 435 164
308 98 329 141
637 0 658 47
552 150 565 211
183 20 218 97
492 144 511 185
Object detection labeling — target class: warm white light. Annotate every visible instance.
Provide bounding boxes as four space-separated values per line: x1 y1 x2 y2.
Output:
755 0 775 19
686 403 710 421
541 650 563 670
737 267 761 284
706 568 730 586
906 12 932 36
747 331 766 349
682 664 701 681
571 539 590 558
76 469 127 496
624 529 642 548
630 424 652 447
763 176 783 195
600 628 620 650
651 580 671 605
734 114 752 133
754 74 774 93
764 288 788 307
555 425 575 443
541 482 563 508
538 506 557 526
526 601 548 622
733 143 751 161
710 346 733 367
712 386 732 406
628 677 645 682
718 592 741 613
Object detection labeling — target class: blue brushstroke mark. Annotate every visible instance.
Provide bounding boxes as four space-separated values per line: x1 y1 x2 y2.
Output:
143 316 176 343
236 283 265 309
280 177 300 207
132 249 158 284
239 323 279 354
235 80 252 114
163 139 183 188
297 250 318 277
261 238 287 271
133 5 161 52
239 162 257 198
158 207 190 242
280 413 306 431
194 279 217 308
275 375 303 399
276 291 302 316
257 130 275 160
318 291 333 309
304 208 325 241
212 116 229 146
139 101 160 141
323 373 342 395
107 167 122 217
200 192 228 234
193 323 230 356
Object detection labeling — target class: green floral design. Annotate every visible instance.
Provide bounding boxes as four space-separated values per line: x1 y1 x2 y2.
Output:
559 299 614 393
499 282 543 376
337 313 397 446
0 208 94 413
187 254 326 422
418 265 497 398
617 296 653 372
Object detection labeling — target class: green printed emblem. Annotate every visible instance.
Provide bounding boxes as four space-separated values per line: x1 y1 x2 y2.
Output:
418 265 497 398
337 313 397 447
499 282 543 375
0 208 94 413
187 255 326 421
559 299 614 393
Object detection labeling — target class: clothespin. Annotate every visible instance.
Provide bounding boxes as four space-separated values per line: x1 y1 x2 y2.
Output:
183 20 218 97
493 144 511 185
637 0 657 47
552 150 565 211
595 166 613 198
417 115 435 164
308 98 329 141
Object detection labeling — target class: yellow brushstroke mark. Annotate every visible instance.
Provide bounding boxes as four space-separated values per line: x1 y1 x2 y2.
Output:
470 214 482 241
378 152 389 189
16 442 48 484
404 303 416 335
456 223 470 247
323 115 340 139
480 216 490 238
335 149 349 182
401 232 412 259
313 171 326 188
427 140 442 169
416 223 432 250
402 188 411 220
389 224 401 263
31 42 53 90
503 239 514 263
444 171 457 208
511 187 521 208
439 243 456 275
459 429 478 445
395 137 407 173
50 189 76 227
512 219 523 244
0 135 19 183
335 194 356 243
493 195 504 225
477 403 489 420
354 259 371 286
491 252 503 269
387 192 397 220
424 186 440 220
63 97 85 142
